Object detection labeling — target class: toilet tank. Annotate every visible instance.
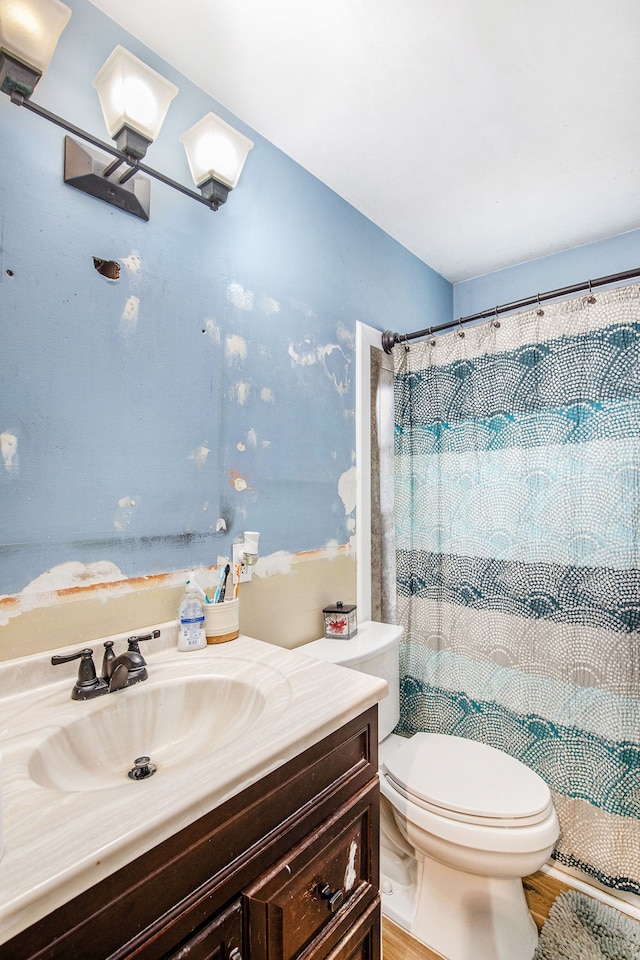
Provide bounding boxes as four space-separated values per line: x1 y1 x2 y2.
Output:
303 621 402 741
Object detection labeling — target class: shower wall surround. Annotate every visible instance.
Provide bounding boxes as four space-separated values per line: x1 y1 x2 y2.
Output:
0 0 450 656
394 282 640 896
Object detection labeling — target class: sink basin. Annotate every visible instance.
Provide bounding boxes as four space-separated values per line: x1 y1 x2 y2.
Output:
28 676 265 792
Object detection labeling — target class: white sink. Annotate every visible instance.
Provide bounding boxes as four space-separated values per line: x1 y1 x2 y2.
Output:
28 675 265 792
0 629 386 948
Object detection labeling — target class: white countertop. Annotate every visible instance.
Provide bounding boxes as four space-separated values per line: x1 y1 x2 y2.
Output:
0 626 386 944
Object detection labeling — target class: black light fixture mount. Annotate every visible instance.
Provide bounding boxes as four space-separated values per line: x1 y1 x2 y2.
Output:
63 136 151 221
0 49 41 97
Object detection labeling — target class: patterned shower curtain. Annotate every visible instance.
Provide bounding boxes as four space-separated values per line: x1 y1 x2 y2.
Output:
394 282 640 896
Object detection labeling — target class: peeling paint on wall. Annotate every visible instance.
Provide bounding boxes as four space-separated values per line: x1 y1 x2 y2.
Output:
216 518 227 532
201 318 220 342
229 470 251 492
119 295 139 337
0 0 452 604
338 466 357 515
114 495 138 530
227 282 254 311
0 547 352 641
324 540 341 559
0 432 18 475
225 334 248 363
189 446 211 469
254 550 293 577
287 337 350 394
0 560 127 626
23 560 126 592
336 322 355 350
287 337 318 368
234 381 251 405
250 544 349 579
260 294 280 315
237 429 264 450
120 254 141 273
322 345 351 395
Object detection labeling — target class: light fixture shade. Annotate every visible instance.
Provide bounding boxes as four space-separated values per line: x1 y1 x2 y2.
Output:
0 0 70 73
180 112 253 191
92 45 177 145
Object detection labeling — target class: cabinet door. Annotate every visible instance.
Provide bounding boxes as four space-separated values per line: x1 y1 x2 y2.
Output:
244 783 378 960
162 900 243 960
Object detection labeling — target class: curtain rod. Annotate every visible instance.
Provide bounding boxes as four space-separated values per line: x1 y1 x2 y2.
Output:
381 266 640 354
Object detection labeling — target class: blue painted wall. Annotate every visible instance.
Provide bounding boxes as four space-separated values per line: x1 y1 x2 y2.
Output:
454 229 640 319
0 0 451 596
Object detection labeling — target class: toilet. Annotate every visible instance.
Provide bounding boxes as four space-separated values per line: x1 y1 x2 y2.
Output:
304 621 559 960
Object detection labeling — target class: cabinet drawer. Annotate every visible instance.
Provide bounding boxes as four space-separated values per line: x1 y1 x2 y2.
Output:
162 899 242 960
321 899 380 960
244 782 378 960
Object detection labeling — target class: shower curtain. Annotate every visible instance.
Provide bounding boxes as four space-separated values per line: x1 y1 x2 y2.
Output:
394 282 640 896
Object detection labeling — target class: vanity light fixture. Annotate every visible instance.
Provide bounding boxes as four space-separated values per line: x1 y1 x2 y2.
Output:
0 0 253 219
92 45 178 162
180 112 254 210
0 0 71 97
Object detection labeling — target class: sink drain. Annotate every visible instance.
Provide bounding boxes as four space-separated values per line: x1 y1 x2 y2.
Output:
128 756 157 781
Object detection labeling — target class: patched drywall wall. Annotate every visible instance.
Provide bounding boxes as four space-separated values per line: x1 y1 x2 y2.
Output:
0 0 451 656
0 548 355 660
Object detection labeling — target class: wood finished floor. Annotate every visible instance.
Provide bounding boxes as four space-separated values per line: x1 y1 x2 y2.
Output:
382 917 444 960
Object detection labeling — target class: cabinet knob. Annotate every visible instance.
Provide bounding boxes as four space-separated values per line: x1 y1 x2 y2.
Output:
319 883 344 912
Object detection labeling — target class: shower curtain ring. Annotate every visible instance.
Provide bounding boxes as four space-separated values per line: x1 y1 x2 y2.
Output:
536 293 544 316
458 317 465 338
492 306 500 329
586 280 596 304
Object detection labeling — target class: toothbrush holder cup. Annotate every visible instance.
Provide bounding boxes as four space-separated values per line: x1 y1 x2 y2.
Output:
205 598 240 644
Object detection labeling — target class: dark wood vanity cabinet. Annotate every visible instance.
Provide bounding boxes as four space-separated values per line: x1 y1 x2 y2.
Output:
1 708 380 960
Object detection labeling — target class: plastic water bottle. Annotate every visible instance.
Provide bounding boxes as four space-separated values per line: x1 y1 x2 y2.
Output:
177 582 207 651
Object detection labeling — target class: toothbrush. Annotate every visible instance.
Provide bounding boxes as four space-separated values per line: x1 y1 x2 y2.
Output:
217 564 231 602
213 566 227 603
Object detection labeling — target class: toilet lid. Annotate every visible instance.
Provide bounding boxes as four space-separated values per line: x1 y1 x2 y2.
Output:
382 733 552 823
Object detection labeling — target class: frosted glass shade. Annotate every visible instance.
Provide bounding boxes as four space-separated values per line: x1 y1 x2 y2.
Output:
180 112 253 190
0 0 71 74
92 45 177 144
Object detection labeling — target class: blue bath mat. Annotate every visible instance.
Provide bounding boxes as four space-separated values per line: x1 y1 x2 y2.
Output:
533 889 640 960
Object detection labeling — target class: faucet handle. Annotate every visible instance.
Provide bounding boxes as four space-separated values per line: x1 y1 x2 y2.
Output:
126 629 160 659
51 648 106 700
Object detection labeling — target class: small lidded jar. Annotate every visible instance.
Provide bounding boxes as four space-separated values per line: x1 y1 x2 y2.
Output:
322 601 358 639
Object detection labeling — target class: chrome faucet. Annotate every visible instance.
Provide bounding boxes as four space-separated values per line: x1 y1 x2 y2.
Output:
51 630 160 700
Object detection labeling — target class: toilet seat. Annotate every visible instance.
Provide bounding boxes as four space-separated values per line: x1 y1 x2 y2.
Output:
382 733 553 828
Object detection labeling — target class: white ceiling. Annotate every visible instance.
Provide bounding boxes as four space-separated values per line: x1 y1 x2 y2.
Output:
89 0 640 283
